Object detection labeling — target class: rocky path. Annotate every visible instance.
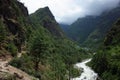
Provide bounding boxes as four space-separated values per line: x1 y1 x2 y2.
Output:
0 51 38 80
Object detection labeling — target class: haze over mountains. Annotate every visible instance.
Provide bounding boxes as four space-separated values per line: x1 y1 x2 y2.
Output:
61 5 120 49
21 0 120 24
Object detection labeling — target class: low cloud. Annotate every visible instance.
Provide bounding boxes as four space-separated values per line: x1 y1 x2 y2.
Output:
20 0 120 24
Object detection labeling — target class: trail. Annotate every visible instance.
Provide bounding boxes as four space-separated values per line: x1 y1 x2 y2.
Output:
0 51 38 80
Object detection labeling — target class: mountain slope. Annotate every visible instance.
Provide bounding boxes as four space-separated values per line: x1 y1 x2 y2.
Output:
64 6 120 49
29 7 64 37
67 16 99 43
91 19 120 80
84 6 120 48
0 0 38 79
59 24 70 33
0 0 29 57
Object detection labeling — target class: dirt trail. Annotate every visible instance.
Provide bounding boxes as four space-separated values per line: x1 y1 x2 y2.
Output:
0 51 38 80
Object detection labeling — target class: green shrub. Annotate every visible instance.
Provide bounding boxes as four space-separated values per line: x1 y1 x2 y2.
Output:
70 66 81 78
33 71 41 79
9 54 35 76
9 57 22 68
7 43 17 56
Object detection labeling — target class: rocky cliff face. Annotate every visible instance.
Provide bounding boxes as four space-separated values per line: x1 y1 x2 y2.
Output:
0 0 28 56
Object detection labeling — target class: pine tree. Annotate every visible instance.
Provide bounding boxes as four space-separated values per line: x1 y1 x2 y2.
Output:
28 27 52 71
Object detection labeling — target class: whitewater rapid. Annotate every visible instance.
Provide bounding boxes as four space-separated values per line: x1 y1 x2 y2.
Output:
72 59 98 80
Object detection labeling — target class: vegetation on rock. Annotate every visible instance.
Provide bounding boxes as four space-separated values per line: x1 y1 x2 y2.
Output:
91 19 120 80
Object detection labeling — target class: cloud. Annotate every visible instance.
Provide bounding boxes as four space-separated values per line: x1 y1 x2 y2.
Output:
20 0 120 24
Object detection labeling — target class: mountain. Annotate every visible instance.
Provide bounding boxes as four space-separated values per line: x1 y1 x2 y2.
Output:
91 19 120 80
67 16 99 43
59 23 70 37
29 7 64 37
64 6 120 49
0 0 29 56
59 23 70 32
84 6 120 48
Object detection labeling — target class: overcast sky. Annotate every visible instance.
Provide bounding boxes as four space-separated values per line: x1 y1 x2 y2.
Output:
20 0 120 24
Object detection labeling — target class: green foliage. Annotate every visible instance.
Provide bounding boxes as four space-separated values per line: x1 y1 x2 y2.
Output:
46 53 67 80
7 43 17 57
91 19 120 80
10 26 89 79
78 48 93 60
91 50 109 75
9 57 22 68
91 47 120 80
9 54 35 75
28 27 53 71
70 66 81 78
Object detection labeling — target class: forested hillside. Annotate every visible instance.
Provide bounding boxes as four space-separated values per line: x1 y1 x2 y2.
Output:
59 24 70 35
84 6 120 49
91 19 120 80
0 0 29 57
66 16 99 43
29 7 64 37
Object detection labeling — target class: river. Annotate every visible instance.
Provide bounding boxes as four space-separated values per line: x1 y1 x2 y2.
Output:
71 59 98 80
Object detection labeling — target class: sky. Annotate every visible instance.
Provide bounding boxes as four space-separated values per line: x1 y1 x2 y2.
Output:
20 0 120 24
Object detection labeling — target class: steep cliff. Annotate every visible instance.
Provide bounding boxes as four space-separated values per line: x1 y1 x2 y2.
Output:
0 0 28 57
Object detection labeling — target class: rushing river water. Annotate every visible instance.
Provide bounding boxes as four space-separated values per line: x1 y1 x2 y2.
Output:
72 59 98 80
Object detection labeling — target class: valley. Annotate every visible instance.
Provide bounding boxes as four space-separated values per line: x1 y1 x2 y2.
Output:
0 0 120 80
